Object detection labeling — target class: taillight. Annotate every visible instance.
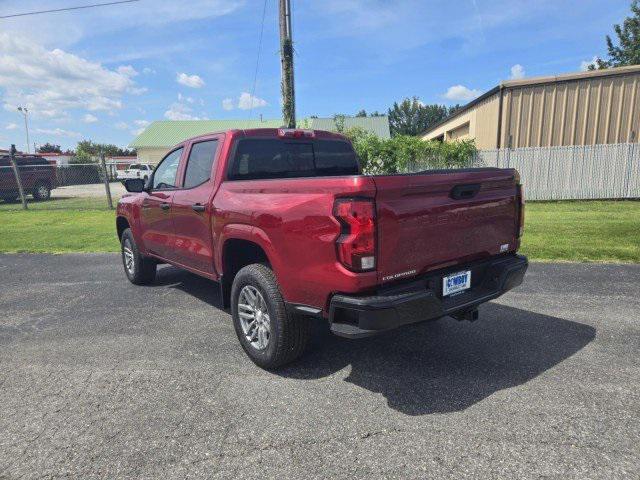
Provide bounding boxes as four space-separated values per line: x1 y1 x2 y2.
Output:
333 198 376 271
516 184 525 237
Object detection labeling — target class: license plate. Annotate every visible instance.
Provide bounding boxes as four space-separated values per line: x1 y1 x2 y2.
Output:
443 270 471 296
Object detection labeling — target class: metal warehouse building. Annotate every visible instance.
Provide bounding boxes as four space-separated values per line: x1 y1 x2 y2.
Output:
422 65 640 149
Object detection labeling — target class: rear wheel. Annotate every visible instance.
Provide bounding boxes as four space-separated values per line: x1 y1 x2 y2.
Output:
121 228 156 285
32 182 51 201
231 264 310 369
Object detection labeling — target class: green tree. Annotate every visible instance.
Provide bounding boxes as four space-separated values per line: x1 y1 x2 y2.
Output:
37 143 62 154
355 109 367 117
345 127 477 175
387 97 455 137
75 140 135 158
589 0 640 69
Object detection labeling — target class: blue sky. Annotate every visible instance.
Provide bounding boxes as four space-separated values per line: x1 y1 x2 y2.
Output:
0 0 632 150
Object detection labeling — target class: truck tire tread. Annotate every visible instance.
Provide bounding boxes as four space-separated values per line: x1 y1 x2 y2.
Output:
231 263 310 369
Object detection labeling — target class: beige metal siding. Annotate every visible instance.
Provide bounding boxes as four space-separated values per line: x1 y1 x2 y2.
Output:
422 93 499 149
473 94 500 149
136 147 170 165
427 66 640 149
502 71 640 147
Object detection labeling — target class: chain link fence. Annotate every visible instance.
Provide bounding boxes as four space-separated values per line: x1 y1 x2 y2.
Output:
474 142 639 200
0 148 140 210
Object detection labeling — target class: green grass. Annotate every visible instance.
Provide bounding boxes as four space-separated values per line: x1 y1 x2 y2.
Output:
520 200 640 262
0 198 638 262
0 197 119 253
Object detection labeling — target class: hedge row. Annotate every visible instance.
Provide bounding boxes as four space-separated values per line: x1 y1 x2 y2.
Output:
345 127 478 175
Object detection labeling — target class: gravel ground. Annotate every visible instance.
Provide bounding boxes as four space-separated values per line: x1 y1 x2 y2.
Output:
0 254 638 479
52 182 126 199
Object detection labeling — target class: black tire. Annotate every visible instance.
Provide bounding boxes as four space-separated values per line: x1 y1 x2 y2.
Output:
231 264 310 369
32 182 51 201
121 228 156 285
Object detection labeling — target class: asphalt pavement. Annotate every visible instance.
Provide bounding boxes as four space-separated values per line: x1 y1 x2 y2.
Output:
0 254 638 479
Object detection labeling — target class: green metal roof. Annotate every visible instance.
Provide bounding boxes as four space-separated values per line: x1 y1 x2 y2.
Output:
130 116 390 148
129 119 284 148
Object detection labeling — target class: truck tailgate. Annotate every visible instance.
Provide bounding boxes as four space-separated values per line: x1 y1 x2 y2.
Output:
373 169 519 283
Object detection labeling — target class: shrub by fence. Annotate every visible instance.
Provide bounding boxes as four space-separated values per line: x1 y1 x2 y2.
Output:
345 127 478 174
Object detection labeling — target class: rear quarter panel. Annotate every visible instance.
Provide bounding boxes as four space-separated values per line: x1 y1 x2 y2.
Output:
213 176 378 310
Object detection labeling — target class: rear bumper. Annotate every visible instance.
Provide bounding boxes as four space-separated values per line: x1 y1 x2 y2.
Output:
328 254 528 338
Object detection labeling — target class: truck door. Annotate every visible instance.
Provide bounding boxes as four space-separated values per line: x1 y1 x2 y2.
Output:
139 147 183 259
171 138 220 275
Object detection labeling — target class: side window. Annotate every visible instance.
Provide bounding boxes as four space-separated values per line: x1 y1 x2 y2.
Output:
152 148 183 190
183 140 219 188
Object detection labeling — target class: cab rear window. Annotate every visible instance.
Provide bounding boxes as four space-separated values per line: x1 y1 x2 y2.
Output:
227 139 359 180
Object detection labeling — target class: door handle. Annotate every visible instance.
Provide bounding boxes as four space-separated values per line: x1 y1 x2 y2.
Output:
192 203 205 212
160 202 171 211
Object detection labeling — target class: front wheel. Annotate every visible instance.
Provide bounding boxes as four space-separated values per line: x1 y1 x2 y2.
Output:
121 228 156 285
231 264 310 369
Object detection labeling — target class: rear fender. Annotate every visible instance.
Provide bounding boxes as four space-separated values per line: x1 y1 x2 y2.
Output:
216 224 281 279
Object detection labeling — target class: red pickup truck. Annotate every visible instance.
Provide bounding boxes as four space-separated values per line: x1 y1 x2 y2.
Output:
0 155 56 202
116 128 527 368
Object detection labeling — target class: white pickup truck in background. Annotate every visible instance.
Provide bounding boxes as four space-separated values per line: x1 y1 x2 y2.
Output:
116 164 154 182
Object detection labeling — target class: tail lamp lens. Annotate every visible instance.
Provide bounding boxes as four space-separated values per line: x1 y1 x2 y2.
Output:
333 198 376 271
517 184 525 237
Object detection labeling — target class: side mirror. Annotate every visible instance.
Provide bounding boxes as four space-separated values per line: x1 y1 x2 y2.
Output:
124 178 146 193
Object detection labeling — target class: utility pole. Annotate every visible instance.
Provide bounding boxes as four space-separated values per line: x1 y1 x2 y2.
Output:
17 107 31 153
9 144 28 210
279 0 295 128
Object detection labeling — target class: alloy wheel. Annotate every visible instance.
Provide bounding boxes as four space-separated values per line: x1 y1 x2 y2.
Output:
238 285 271 351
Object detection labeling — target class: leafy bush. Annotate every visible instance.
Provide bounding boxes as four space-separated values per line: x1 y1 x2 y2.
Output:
345 127 477 175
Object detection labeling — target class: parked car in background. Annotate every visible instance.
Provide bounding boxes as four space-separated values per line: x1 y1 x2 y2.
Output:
116 128 528 369
0 155 57 202
117 163 154 182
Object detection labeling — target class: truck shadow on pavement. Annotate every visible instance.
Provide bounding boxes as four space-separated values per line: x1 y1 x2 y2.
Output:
154 267 596 416
279 303 596 416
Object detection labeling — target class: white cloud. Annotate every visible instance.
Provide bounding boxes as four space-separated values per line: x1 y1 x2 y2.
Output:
177 72 205 88
130 119 150 136
117 65 139 77
0 34 139 119
237 92 268 110
115 121 129 130
222 98 234 111
509 64 525 80
5 123 18 130
443 85 482 102
177 93 195 103
83 114 98 123
0 1 245 49
142 67 156 75
580 56 600 71
34 128 80 138
164 102 203 120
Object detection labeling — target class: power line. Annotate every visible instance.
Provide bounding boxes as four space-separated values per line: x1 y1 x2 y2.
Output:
0 0 140 20
248 0 268 119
